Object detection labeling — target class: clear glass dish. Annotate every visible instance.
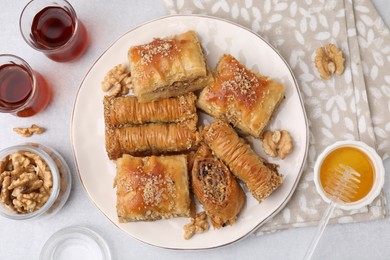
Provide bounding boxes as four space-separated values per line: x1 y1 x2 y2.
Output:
0 143 72 220
40 226 111 260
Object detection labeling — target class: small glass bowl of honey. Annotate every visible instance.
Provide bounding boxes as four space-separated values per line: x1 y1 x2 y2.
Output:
313 140 385 210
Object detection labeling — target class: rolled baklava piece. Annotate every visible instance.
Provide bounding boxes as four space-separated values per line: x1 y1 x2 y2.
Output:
128 30 213 102
116 154 191 222
203 120 283 202
192 144 245 228
104 92 197 127
105 118 199 160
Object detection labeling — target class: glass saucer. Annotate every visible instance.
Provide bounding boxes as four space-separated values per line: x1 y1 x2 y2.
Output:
40 226 111 260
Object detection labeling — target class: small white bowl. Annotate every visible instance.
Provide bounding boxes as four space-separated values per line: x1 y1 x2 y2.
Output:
313 140 385 210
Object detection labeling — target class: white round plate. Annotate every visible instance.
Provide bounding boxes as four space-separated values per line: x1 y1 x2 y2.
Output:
71 15 309 250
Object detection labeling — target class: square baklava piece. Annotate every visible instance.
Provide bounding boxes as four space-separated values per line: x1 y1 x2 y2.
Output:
116 154 191 222
197 54 285 137
128 30 212 102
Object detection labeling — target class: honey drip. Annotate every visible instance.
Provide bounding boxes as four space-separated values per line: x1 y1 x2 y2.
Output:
320 146 374 202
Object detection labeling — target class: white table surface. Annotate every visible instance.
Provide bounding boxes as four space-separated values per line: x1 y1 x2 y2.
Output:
1 1 390 259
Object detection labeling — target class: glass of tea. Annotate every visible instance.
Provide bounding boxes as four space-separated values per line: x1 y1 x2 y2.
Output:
19 0 89 62
0 54 51 117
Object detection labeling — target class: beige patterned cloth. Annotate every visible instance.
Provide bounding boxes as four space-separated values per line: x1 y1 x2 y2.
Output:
163 0 390 234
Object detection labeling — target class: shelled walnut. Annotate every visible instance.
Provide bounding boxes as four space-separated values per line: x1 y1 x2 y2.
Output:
261 130 293 160
183 211 210 240
101 64 132 96
13 124 45 137
314 43 345 79
0 151 52 214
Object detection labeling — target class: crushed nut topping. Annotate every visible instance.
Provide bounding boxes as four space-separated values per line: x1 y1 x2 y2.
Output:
0 151 53 214
206 55 268 110
183 211 209 240
125 165 177 210
261 130 293 159
13 124 45 137
219 58 262 108
315 43 345 79
101 64 132 97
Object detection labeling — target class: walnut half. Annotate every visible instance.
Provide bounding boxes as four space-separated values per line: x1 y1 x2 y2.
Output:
13 124 45 137
101 64 132 97
314 43 345 79
261 130 293 160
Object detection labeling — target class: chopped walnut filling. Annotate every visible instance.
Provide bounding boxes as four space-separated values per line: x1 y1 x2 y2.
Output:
0 151 53 214
183 211 209 240
197 159 227 205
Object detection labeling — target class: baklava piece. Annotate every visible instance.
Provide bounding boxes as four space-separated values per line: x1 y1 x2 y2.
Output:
197 54 285 137
104 92 199 160
116 154 191 222
192 144 245 228
105 118 199 160
104 93 197 127
128 30 212 102
203 120 283 202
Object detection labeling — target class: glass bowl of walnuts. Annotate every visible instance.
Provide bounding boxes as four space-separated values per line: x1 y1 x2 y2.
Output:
0 143 71 220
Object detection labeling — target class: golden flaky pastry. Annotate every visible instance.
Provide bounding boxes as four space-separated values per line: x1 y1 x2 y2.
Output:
105 118 199 160
128 31 212 102
197 54 285 138
202 120 283 202
103 93 197 127
191 144 245 229
103 93 199 160
116 154 191 222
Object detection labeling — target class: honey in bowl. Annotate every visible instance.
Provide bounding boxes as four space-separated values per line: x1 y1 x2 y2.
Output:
319 146 374 203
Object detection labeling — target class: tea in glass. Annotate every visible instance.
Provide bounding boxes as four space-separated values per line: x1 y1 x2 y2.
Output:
0 55 51 117
20 0 89 62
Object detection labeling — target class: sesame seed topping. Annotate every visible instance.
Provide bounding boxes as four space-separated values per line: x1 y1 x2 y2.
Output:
138 38 177 65
132 169 176 208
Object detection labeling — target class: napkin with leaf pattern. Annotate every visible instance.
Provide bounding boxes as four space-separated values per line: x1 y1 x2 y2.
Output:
163 0 389 235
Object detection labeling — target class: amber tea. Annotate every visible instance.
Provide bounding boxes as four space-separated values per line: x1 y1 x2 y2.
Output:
20 0 88 62
0 55 51 117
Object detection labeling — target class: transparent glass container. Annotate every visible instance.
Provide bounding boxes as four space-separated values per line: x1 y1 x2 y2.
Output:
40 226 111 260
0 143 71 220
